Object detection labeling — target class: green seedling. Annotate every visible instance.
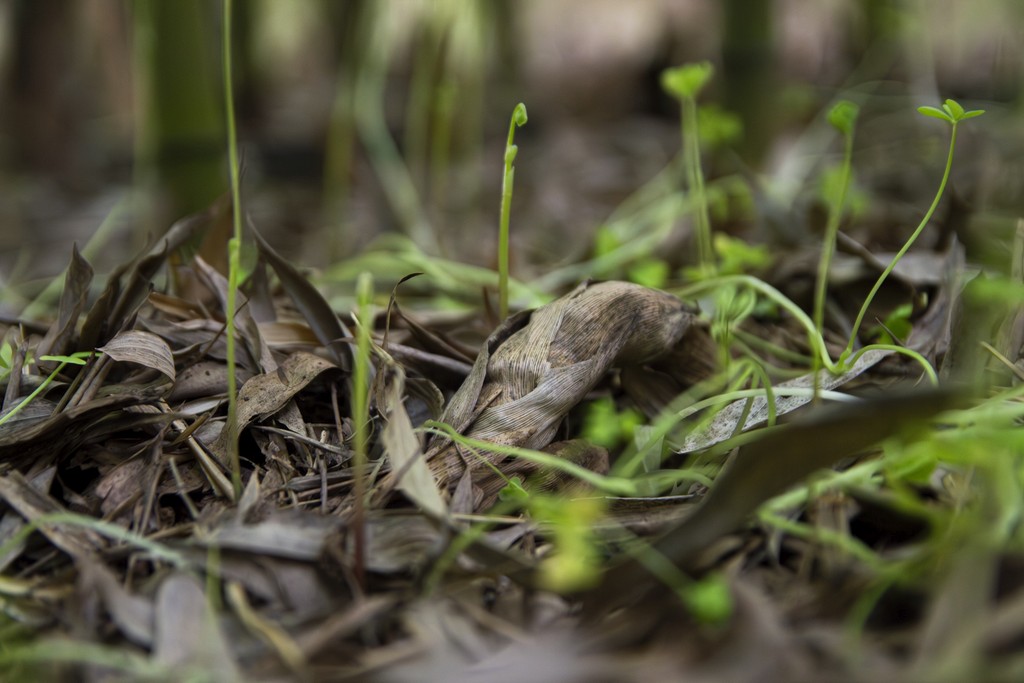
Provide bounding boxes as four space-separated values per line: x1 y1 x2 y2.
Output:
0 352 93 428
531 495 605 592
498 102 528 319
712 233 772 276
681 572 734 625
697 104 743 150
0 340 15 382
814 99 859 396
868 302 913 344
627 257 670 288
581 396 644 449
662 62 714 273
842 99 984 362
223 0 244 498
425 421 713 496
352 272 374 478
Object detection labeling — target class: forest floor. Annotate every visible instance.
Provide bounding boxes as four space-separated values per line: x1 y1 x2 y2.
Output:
2 53 1024 681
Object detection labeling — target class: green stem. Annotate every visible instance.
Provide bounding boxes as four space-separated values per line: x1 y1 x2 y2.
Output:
222 0 243 499
813 125 854 395
0 353 92 428
498 104 526 319
683 95 713 268
844 122 960 359
353 273 373 471
675 274 836 372
498 163 514 319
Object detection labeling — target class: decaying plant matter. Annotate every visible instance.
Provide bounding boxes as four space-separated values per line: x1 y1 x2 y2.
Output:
389 280 716 508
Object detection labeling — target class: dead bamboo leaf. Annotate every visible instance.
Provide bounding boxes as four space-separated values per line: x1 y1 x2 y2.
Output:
208 351 337 463
0 472 104 560
153 572 239 679
252 227 353 372
675 348 891 454
422 281 700 506
34 245 93 361
99 330 176 381
226 580 306 674
378 362 447 518
80 560 155 647
202 511 341 560
0 468 55 571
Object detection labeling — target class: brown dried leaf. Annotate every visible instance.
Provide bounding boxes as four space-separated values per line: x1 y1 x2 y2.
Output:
0 388 167 468
99 330 176 381
79 560 155 647
0 472 105 560
675 347 891 454
379 362 446 518
252 227 353 372
208 351 337 462
154 572 239 678
0 467 55 571
202 510 341 560
35 244 93 360
426 281 697 501
94 457 150 519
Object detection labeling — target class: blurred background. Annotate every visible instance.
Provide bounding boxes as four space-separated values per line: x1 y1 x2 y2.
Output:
0 0 1022 311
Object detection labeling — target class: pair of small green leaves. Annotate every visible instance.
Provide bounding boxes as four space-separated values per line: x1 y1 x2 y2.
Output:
918 98 985 124
661 61 714 100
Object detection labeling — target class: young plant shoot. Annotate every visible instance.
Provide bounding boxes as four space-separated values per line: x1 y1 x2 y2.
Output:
813 100 859 397
498 102 528 319
222 0 244 498
662 62 715 274
842 99 984 363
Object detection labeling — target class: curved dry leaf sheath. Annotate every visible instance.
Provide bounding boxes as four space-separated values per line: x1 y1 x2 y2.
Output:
417 281 701 504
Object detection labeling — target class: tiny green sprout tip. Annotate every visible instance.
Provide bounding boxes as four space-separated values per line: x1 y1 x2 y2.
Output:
661 61 714 100
827 100 860 135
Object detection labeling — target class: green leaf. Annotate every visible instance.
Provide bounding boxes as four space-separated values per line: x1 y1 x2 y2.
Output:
682 573 733 624
504 144 518 166
593 226 621 259
498 476 530 504
39 354 89 366
512 102 528 127
827 100 860 135
697 104 743 148
582 397 645 448
944 98 965 120
713 233 772 275
661 62 714 100
628 258 669 288
917 106 953 123
959 109 986 120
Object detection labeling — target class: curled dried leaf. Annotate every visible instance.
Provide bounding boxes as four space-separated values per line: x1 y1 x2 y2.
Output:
408 281 703 508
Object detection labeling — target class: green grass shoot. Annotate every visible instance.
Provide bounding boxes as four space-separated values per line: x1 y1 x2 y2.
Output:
222 0 244 500
498 102 527 320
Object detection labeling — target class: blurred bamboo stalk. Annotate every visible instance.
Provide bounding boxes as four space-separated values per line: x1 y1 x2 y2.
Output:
721 0 777 167
133 0 226 239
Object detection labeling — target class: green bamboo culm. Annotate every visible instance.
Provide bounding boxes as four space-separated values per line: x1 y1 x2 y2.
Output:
222 0 243 499
498 103 528 320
